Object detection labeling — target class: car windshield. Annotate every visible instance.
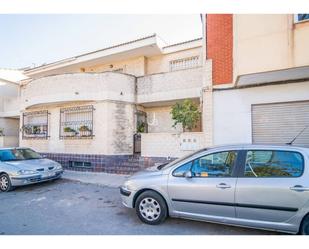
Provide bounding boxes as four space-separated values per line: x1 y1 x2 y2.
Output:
0 148 42 162
157 148 208 170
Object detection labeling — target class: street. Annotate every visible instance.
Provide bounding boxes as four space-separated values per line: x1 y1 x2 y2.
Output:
0 179 282 235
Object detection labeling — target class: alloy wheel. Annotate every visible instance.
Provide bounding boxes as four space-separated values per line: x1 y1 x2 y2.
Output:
0 175 9 191
139 197 161 221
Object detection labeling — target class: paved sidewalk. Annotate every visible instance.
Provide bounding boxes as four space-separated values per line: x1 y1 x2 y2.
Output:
62 170 129 188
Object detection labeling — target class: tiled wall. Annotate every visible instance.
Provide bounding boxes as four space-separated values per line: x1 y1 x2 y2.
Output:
41 152 175 175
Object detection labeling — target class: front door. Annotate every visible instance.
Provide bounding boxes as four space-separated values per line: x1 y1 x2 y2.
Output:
168 150 239 219
235 149 309 223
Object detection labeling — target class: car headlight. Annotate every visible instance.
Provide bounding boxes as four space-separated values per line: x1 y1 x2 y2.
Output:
17 169 37 175
55 164 63 170
123 180 135 191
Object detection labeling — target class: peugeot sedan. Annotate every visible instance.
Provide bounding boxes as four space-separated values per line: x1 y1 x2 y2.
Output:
0 147 63 192
121 144 309 234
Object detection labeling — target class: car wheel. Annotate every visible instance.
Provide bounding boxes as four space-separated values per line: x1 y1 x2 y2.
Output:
0 173 13 192
135 190 168 225
300 215 309 235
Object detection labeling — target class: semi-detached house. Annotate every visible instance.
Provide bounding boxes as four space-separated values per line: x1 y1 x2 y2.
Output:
1 34 211 173
0 14 309 174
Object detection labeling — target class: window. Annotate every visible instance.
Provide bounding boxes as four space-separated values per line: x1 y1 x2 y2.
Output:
22 110 49 139
191 151 237 177
69 161 92 168
173 161 193 177
169 56 200 72
294 14 309 23
60 105 94 139
244 150 304 177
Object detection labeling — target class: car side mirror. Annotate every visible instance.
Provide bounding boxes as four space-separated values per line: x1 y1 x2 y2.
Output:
184 171 193 178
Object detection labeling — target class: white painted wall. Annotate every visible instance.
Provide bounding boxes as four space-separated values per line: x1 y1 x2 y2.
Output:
141 132 206 158
20 101 134 155
213 81 309 145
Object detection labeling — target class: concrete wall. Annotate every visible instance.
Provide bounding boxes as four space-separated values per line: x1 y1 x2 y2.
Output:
137 67 203 104
141 132 206 158
146 47 202 75
213 81 309 145
85 56 146 76
234 14 309 80
20 101 134 155
0 136 19 148
145 104 202 133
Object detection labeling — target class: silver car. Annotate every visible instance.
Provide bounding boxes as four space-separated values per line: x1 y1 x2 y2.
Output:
121 144 309 234
0 147 63 192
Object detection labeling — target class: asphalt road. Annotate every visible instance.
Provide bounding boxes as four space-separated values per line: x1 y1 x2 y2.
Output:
0 179 281 235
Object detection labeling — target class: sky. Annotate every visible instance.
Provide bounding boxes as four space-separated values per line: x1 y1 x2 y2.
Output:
0 14 202 69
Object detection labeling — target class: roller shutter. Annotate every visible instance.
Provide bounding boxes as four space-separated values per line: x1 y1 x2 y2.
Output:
252 101 309 147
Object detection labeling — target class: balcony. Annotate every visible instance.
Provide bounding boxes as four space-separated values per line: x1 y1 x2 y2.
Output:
137 67 204 105
20 72 136 109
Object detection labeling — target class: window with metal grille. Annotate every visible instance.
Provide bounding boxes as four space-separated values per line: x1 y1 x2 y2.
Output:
22 110 49 139
60 105 94 139
169 56 200 72
294 14 309 23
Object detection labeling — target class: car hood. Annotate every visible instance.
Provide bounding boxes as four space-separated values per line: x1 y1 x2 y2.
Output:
130 166 163 179
4 159 59 171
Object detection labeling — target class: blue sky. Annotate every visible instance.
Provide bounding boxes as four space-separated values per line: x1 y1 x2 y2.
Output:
0 14 202 69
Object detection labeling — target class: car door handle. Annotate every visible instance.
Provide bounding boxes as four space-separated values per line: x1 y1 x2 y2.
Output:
216 183 231 189
290 185 309 192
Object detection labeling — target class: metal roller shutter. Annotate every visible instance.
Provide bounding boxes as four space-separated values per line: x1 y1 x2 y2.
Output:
252 101 309 147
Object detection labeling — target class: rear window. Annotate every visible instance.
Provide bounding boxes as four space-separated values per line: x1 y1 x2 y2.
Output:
244 150 304 177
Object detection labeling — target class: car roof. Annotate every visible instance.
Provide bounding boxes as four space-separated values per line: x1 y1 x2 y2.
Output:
206 143 309 152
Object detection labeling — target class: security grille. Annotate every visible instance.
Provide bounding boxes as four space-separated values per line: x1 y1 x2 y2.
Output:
60 105 94 139
169 56 200 72
22 110 49 139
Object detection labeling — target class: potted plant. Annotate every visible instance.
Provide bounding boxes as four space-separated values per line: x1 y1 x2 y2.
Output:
33 126 41 135
63 127 77 137
136 121 146 133
79 125 92 137
170 99 201 132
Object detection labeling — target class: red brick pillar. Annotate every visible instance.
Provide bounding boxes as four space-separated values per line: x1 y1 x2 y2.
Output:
206 14 233 85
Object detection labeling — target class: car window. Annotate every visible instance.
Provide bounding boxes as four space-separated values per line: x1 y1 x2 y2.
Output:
0 148 42 162
191 151 237 177
244 150 304 177
172 161 193 177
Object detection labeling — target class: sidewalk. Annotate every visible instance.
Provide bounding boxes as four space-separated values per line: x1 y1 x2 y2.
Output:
62 170 129 188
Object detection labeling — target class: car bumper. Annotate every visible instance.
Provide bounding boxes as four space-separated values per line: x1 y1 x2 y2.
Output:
120 186 135 208
10 170 64 187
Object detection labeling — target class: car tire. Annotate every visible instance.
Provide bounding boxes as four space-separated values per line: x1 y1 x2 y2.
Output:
299 215 309 235
135 190 168 225
0 173 13 192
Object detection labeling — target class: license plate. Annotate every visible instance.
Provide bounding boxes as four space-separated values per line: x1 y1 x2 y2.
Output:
44 172 55 178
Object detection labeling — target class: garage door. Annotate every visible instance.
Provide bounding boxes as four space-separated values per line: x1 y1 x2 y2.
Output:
252 101 309 147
